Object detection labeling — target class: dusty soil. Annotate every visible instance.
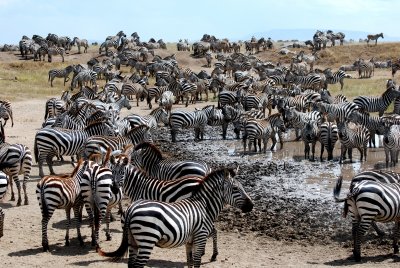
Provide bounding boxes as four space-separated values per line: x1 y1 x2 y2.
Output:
1 47 400 267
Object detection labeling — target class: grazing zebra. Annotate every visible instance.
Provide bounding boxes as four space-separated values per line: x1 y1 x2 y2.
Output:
159 90 176 113
146 86 168 109
382 123 400 167
80 159 114 247
348 110 384 148
82 125 152 160
0 100 14 127
72 37 89 53
131 142 210 180
97 168 254 268
0 124 32 206
36 159 86 251
333 177 400 262
337 121 370 163
47 46 65 62
318 120 338 161
121 81 148 107
323 69 351 90
0 171 8 238
367 33 384 46
48 65 74 87
319 89 348 104
242 113 286 153
301 119 319 161
34 120 117 178
169 105 214 142
353 80 400 116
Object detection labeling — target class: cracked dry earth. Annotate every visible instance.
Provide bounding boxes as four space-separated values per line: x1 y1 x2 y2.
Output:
1 98 400 268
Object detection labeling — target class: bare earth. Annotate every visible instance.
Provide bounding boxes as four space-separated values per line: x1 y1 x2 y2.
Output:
0 49 400 267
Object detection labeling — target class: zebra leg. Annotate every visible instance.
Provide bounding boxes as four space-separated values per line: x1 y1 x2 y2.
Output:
393 222 400 254
170 129 177 142
9 176 15 201
46 155 56 175
41 214 52 252
371 222 386 237
320 144 325 162
186 242 194 267
304 142 310 160
73 204 84 247
339 147 346 164
353 220 370 262
209 227 219 262
385 148 390 167
311 142 316 161
14 176 22 206
65 208 71 247
348 148 353 163
0 208 4 238
192 235 207 268
105 208 112 241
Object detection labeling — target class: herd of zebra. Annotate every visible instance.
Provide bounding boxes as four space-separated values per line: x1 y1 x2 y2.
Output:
2 30 400 266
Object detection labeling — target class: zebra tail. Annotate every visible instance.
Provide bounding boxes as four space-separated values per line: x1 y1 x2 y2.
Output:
333 175 346 202
34 137 38 163
97 217 129 260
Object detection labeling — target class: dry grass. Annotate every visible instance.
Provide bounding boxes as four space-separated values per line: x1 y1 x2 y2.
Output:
0 42 399 102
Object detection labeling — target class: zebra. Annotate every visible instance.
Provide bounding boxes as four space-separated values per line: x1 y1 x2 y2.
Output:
43 97 67 121
125 107 169 131
48 65 75 87
0 124 32 206
47 46 65 62
36 159 87 251
169 105 214 142
159 90 176 113
315 101 359 123
382 123 400 167
82 125 152 160
301 119 319 161
333 177 400 262
318 120 338 161
34 120 117 178
319 89 347 104
242 113 286 153
0 100 14 127
146 86 168 109
0 171 8 238
217 90 239 108
313 30 328 50
283 107 321 140
284 71 322 90
392 61 400 77
348 110 385 148
97 167 254 268
337 121 370 164
72 37 89 53
353 80 400 116
131 142 210 180
323 69 352 90
70 69 98 90
205 51 212 68
121 81 148 107
356 58 374 78
80 159 114 247
367 33 384 46
295 50 319 71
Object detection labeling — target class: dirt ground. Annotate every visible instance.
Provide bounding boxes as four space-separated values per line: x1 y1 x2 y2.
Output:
1 48 400 267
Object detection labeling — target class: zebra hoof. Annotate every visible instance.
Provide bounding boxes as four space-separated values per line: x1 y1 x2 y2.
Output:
16 200 22 206
106 235 112 241
24 200 29 206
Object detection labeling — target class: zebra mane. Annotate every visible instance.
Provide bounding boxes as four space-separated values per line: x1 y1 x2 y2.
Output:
71 158 84 178
127 124 150 135
134 142 162 160
198 167 235 187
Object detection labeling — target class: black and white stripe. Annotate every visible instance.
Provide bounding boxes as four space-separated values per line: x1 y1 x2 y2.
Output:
318 121 338 161
337 121 370 163
48 65 74 87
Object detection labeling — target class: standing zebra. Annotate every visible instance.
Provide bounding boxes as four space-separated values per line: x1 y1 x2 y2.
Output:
301 119 319 161
0 124 32 206
36 159 86 251
48 65 74 87
334 176 400 261
72 37 89 53
169 105 214 142
356 58 374 78
367 33 384 46
70 69 98 90
318 120 338 161
323 68 352 90
382 123 400 167
337 121 370 164
348 110 384 148
34 120 116 177
0 100 14 127
0 171 8 238
353 80 400 116
98 168 253 268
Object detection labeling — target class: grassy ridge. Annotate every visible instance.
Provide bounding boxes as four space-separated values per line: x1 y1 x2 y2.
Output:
0 43 398 102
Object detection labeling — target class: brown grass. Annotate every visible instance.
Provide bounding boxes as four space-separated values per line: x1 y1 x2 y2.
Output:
0 42 399 102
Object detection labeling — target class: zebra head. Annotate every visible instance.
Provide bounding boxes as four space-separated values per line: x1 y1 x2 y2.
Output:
109 153 131 190
221 168 254 213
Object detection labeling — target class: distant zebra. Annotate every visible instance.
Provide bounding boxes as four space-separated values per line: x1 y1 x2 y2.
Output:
367 33 384 46
169 105 214 142
36 159 86 251
353 80 400 116
43 97 67 121
333 177 400 262
72 37 89 53
284 107 321 140
323 69 351 90
337 121 370 163
318 121 338 161
0 171 8 238
356 58 374 78
382 123 400 167
48 65 74 87
97 168 254 268
71 69 98 90
285 71 322 90
131 142 210 180
34 121 116 177
392 61 400 77
47 46 65 62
